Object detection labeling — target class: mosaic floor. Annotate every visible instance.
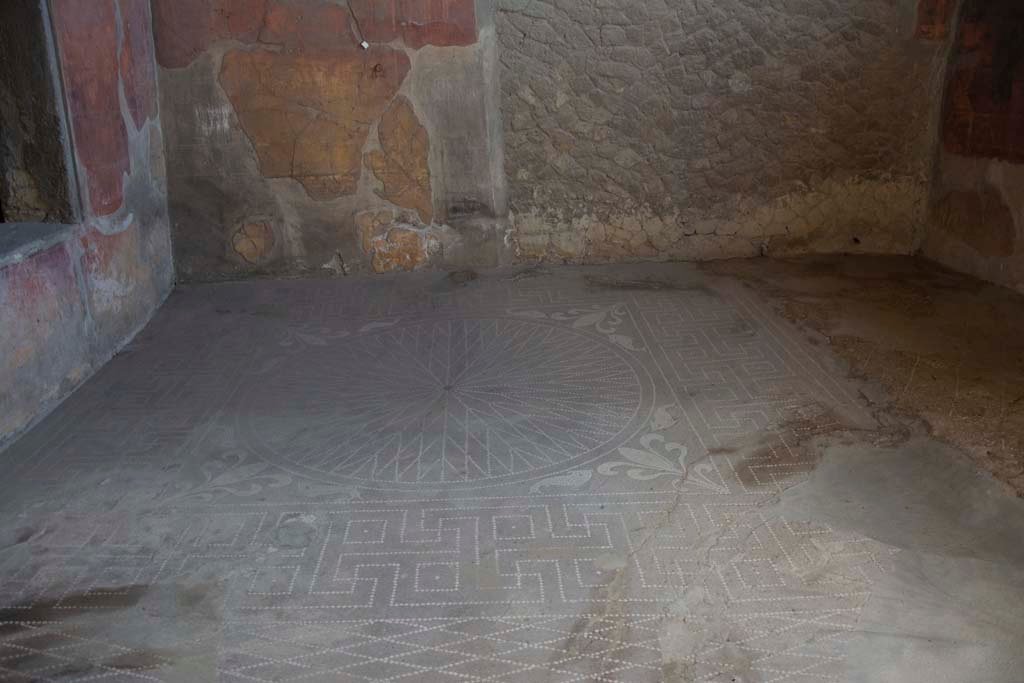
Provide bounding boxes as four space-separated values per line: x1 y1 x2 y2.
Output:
1 263 1017 682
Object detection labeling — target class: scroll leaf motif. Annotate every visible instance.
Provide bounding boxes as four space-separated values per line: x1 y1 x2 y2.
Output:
610 334 644 351
254 325 352 374
650 405 680 431
569 309 617 331
359 320 402 334
509 304 644 351
553 305 625 335
162 449 292 504
599 434 686 481
599 434 727 493
280 327 351 348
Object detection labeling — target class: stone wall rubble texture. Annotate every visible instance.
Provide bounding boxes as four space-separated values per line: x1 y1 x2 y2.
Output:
0 2 74 223
497 0 949 263
1 0 174 444
924 0 1024 294
155 0 508 279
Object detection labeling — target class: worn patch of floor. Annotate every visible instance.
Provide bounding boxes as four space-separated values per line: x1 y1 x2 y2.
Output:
705 255 1024 495
1 261 1022 681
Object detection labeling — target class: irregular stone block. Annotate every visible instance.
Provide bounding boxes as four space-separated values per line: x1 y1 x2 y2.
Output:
220 48 409 200
355 209 397 255
365 97 433 222
231 222 276 264
370 226 438 272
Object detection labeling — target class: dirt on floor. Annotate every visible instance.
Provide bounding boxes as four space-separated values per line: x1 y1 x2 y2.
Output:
705 255 1024 496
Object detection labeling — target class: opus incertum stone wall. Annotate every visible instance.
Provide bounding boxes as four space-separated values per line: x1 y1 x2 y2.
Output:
154 0 511 280
497 0 950 263
0 3 74 223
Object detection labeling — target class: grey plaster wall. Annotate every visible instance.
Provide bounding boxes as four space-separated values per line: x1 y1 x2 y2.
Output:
497 0 949 262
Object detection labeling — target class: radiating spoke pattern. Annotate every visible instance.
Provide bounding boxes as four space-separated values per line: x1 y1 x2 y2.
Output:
241 318 646 487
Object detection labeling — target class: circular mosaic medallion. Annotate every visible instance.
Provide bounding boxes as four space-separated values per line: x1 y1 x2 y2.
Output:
239 317 650 490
